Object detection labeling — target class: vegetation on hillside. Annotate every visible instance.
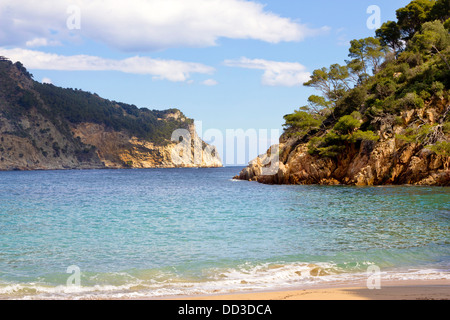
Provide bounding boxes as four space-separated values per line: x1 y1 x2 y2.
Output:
0 57 192 146
283 0 450 157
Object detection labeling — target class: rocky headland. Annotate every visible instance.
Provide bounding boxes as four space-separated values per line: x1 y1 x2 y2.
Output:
0 57 222 170
235 1 449 186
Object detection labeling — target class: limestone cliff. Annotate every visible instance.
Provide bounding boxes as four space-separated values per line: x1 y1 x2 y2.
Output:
0 57 222 170
71 120 222 169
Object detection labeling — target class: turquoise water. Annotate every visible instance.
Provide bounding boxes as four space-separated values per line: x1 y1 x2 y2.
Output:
0 167 449 299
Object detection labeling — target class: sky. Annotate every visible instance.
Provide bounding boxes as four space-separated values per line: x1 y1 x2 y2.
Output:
0 0 410 165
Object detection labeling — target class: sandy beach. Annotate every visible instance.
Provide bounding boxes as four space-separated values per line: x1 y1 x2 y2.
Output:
170 279 450 300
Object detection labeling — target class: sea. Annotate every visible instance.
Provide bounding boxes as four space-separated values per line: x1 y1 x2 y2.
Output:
0 167 449 299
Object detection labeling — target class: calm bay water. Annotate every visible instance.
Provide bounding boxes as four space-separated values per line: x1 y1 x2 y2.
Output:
0 167 449 299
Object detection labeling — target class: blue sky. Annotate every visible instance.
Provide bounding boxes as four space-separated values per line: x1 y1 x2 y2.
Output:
0 0 410 164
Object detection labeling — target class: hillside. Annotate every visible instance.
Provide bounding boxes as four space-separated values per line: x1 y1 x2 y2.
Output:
236 0 449 186
0 57 222 170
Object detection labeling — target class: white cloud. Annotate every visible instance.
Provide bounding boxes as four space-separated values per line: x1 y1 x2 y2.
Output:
25 38 61 48
224 57 310 87
0 48 215 82
0 0 327 51
41 77 52 84
202 79 218 86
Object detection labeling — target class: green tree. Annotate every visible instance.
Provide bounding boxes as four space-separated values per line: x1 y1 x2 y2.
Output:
346 58 366 84
283 109 322 133
305 95 333 116
348 37 386 79
349 130 380 143
307 112 379 158
429 0 450 21
410 20 450 70
14 61 33 78
304 67 332 98
304 63 351 104
445 18 450 31
396 0 435 40
333 114 361 135
376 21 403 55
328 63 352 91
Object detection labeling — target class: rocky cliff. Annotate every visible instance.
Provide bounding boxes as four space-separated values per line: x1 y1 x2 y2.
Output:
0 57 222 170
236 101 449 186
235 0 450 186
71 120 222 169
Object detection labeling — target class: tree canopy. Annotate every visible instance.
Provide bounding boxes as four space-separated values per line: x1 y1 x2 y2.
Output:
283 0 450 158
376 21 403 54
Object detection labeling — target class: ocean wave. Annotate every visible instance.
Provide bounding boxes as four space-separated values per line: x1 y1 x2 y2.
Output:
1 261 449 300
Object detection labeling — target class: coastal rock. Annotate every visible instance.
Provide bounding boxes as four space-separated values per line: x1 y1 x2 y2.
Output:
236 106 449 186
72 122 222 169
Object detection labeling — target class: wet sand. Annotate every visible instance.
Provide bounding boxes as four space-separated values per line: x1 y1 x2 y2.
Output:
169 279 450 300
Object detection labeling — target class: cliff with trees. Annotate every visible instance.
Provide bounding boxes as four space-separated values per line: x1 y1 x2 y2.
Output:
0 58 222 170
236 0 449 186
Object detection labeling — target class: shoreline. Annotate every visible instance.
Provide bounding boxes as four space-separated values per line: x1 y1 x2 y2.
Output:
0 165 225 172
0 278 448 300
163 279 450 300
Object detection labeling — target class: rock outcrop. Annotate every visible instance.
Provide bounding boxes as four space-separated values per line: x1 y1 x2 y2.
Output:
71 121 222 169
235 103 449 186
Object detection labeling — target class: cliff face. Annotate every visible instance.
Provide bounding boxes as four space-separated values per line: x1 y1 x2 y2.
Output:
71 121 222 169
0 108 105 170
236 101 449 186
235 1 450 187
0 58 222 170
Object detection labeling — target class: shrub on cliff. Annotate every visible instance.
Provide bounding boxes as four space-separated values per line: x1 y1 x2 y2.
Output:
283 109 322 135
428 141 450 156
333 113 362 135
308 113 379 157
